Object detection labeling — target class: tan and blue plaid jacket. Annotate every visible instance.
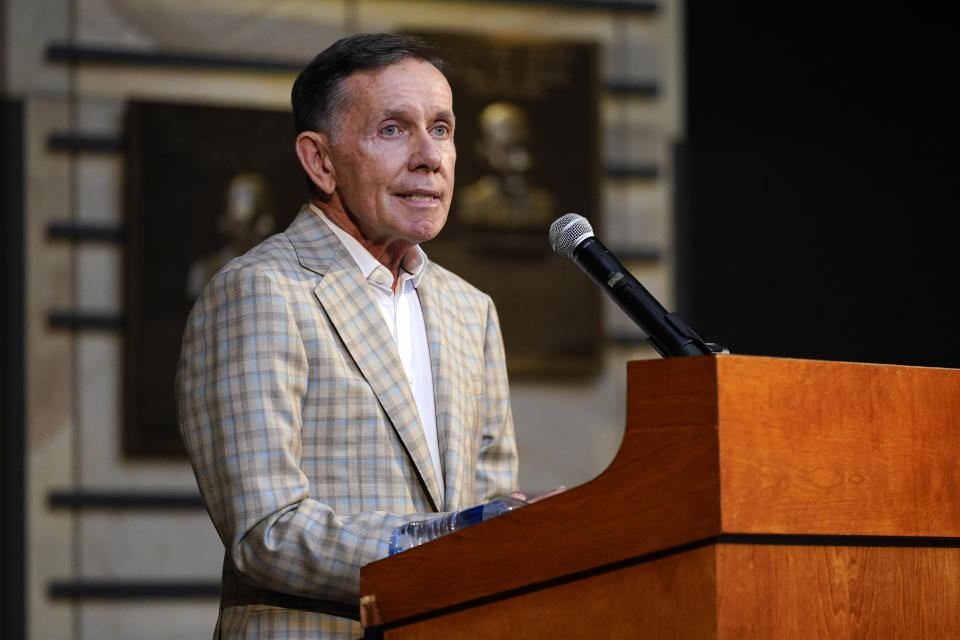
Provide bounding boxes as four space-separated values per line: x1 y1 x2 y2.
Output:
177 206 518 638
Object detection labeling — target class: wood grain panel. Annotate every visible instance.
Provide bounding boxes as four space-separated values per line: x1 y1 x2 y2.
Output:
625 355 719 430
384 545 719 640
716 543 960 639
715 356 960 536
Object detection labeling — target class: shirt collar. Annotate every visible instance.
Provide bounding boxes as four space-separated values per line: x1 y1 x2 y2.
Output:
310 203 428 289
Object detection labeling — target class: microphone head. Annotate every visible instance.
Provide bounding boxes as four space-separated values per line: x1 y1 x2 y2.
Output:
549 213 594 258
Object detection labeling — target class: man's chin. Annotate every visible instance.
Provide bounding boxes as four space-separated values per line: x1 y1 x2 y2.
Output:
405 216 448 244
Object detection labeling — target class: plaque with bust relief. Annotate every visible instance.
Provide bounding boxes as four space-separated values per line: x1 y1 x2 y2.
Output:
411 31 603 378
124 101 304 456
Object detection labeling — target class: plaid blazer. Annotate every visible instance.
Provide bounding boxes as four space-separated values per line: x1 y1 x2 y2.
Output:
177 206 518 639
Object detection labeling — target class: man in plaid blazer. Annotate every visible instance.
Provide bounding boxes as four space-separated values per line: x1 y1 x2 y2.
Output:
177 34 519 638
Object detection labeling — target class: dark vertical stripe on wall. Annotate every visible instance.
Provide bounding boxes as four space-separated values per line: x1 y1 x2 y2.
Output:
1 98 27 640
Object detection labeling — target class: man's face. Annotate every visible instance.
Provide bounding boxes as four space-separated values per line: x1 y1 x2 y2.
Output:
329 59 456 248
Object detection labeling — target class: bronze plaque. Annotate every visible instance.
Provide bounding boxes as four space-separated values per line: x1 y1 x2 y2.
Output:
124 101 304 455
415 32 603 378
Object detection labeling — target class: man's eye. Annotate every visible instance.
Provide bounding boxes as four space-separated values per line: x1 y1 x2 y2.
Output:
433 125 449 136
381 125 400 136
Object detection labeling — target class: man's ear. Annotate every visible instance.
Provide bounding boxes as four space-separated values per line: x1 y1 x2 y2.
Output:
295 131 336 195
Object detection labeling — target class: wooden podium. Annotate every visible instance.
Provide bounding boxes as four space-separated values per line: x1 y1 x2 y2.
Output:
359 356 960 638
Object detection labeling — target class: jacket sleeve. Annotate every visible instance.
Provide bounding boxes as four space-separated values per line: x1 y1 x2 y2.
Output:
474 296 520 503
176 264 437 603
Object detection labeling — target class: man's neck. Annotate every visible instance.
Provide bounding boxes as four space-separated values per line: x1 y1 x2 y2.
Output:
312 199 415 291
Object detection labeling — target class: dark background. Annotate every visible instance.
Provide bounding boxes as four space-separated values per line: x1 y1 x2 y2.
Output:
678 5 959 368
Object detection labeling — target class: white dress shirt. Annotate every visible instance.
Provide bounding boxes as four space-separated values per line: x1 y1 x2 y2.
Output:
312 205 443 496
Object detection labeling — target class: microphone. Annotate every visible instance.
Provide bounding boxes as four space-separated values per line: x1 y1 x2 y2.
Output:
549 213 715 358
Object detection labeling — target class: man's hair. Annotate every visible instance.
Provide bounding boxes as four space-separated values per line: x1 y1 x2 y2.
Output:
291 33 447 140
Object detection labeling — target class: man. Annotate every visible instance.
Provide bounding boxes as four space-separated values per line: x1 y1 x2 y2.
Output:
177 33 519 638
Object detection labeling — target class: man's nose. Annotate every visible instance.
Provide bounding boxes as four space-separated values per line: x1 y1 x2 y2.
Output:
408 130 443 173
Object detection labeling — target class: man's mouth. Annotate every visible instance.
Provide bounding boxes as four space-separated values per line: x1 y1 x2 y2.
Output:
396 189 441 202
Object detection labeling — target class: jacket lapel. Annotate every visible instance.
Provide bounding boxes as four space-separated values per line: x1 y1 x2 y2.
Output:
285 207 444 511
417 268 473 511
